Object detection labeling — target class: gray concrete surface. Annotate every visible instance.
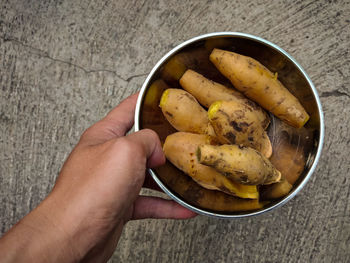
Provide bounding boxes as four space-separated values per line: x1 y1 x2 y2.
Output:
0 0 349 262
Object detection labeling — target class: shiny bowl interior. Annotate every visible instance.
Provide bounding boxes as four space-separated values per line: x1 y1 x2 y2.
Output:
135 32 324 218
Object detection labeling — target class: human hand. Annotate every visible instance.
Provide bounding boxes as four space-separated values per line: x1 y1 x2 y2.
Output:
0 93 196 263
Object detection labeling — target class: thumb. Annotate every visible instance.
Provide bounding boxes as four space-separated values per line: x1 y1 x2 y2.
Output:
124 129 165 168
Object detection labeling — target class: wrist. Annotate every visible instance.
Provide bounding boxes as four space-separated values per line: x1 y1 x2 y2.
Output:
44 189 126 262
0 195 79 263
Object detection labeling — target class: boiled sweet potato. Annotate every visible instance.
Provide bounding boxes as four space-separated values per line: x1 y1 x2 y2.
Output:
179 69 270 129
159 89 215 136
210 48 309 128
163 132 259 199
208 100 272 158
156 161 265 211
197 144 281 185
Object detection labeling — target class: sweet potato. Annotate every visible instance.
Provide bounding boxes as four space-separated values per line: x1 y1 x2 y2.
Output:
159 89 215 136
210 48 309 128
156 161 265 211
163 132 259 199
208 100 272 158
179 69 270 129
197 144 281 185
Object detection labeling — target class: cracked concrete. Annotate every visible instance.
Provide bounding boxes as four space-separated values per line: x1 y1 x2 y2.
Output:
2 36 148 82
0 0 349 262
320 90 350 98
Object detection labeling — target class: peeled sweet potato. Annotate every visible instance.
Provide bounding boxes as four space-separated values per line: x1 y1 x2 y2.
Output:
179 69 270 129
208 100 272 158
197 144 281 185
163 132 259 199
210 48 309 128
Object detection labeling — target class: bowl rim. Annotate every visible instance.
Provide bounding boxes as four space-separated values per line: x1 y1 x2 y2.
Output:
134 32 325 218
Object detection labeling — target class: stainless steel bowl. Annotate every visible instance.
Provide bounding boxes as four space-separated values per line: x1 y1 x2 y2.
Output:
134 32 324 218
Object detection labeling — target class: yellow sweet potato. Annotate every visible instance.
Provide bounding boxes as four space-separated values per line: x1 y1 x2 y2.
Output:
197 144 281 185
261 177 293 200
159 89 214 135
156 161 265 211
179 69 270 129
208 100 272 158
210 48 310 128
163 132 259 199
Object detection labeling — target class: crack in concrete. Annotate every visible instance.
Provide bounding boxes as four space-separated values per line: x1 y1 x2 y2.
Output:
320 90 350 98
2 36 148 82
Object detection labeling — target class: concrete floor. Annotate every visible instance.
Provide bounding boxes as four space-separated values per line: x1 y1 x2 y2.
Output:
1 0 349 262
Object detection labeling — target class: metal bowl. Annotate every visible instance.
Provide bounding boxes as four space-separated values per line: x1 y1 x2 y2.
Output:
134 32 324 218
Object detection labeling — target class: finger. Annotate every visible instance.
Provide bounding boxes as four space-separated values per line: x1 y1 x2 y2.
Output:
125 129 165 168
102 92 139 135
79 93 139 145
131 196 197 220
142 171 163 192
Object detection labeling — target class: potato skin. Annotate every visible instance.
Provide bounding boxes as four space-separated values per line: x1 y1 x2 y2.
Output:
159 89 213 135
210 49 309 128
208 100 272 158
197 144 281 185
163 132 259 199
179 69 270 129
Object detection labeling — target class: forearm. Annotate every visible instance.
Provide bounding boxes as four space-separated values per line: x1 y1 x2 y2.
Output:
0 196 80 263
0 187 128 263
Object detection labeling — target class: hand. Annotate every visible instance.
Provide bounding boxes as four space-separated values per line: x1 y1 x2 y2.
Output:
0 93 196 263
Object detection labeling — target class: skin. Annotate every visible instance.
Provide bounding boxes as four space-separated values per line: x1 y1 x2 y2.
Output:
0 93 196 263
